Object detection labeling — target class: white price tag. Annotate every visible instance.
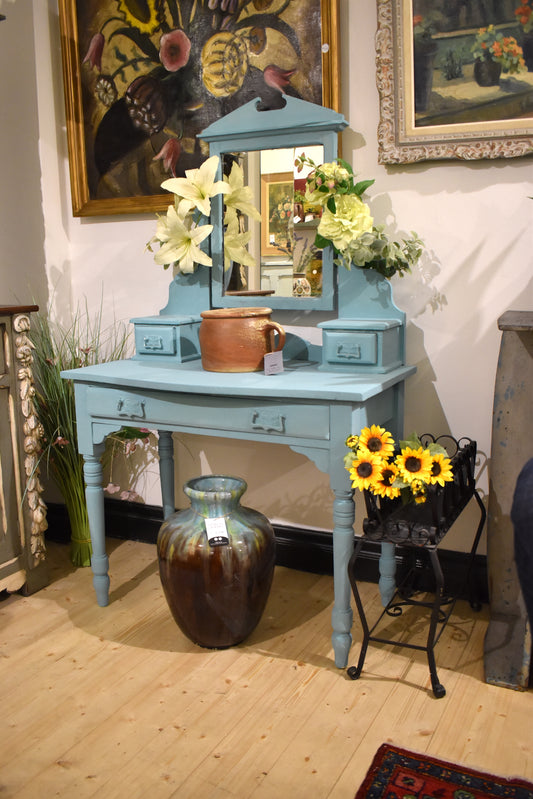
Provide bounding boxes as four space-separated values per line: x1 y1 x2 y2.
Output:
205 516 229 547
264 351 284 375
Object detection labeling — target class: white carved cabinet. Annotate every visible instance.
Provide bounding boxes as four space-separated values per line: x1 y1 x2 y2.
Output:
0 306 47 594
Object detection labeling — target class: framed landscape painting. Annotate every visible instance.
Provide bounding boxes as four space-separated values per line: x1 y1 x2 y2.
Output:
58 0 340 216
376 0 533 163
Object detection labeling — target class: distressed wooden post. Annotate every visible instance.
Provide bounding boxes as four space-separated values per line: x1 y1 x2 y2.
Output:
484 311 533 689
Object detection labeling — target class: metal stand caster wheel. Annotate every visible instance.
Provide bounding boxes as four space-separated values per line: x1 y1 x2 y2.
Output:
432 682 446 699
347 666 361 680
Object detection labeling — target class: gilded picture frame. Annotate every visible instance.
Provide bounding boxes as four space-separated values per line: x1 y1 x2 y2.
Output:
376 0 533 164
260 173 294 257
58 0 340 217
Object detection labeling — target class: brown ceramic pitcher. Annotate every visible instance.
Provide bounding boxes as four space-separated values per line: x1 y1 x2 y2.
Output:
199 307 286 372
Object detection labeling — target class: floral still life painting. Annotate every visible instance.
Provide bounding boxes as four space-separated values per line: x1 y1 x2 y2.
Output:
376 0 533 163
59 0 337 215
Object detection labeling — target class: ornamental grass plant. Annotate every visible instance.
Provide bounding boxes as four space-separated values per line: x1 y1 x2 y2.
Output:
32 303 149 566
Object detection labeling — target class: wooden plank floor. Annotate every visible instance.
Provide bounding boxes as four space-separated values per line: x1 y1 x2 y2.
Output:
1 540 531 798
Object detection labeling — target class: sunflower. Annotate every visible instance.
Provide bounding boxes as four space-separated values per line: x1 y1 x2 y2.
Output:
395 445 432 484
345 434 360 451
428 453 454 486
116 0 161 35
372 462 401 499
358 425 395 459
411 478 427 504
349 452 383 491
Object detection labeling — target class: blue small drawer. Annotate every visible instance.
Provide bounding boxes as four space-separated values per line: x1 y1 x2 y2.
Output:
131 318 201 363
135 325 176 356
324 332 377 365
319 318 404 373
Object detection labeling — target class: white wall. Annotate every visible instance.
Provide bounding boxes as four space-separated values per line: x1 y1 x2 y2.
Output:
0 0 47 308
14 1 533 552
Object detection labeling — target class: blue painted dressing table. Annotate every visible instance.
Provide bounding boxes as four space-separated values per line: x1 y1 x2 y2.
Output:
61 98 415 668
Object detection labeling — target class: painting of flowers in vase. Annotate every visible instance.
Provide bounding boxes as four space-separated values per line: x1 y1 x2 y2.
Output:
58 0 339 216
411 0 533 128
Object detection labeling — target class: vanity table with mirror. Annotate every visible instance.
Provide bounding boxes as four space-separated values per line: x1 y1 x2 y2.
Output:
62 97 416 668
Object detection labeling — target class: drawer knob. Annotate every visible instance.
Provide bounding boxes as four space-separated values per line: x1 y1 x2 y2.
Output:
251 410 285 433
116 397 145 419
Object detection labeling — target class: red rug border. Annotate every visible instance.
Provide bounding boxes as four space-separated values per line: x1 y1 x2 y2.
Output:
355 742 533 799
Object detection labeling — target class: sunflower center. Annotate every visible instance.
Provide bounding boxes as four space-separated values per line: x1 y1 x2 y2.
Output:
367 436 383 452
381 468 394 486
357 462 373 478
405 456 421 473
431 462 442 476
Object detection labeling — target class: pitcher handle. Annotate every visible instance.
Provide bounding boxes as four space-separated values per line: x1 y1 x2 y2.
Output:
267 321 286 353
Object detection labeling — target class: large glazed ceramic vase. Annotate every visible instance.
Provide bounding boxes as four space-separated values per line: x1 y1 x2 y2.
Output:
157 476 276 648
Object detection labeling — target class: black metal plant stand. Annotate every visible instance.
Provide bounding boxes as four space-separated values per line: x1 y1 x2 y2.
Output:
347 436 486 699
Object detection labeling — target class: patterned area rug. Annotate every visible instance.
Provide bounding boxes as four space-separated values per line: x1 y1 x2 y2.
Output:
355 744 533 799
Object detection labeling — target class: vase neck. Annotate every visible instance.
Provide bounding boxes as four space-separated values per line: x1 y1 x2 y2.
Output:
185 475 246 517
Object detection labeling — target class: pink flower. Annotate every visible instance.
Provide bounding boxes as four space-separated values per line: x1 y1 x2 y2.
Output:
159 29 191 72
82 32 105 71
153 138 181 176
263 65 296 91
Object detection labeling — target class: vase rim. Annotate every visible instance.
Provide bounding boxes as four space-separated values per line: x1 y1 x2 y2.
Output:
200 307 272 319
185 475 247 496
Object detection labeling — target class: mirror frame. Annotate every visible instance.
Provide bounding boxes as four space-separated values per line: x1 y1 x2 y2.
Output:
200 97 348 311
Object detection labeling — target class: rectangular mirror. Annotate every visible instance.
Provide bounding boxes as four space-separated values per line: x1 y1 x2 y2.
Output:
212 145 335 311
201 96 348 311
221 146 326 304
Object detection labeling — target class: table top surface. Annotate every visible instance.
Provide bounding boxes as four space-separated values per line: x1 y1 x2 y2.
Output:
61 357 416 403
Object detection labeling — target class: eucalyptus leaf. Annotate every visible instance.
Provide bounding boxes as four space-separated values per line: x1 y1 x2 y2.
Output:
353 178 375 196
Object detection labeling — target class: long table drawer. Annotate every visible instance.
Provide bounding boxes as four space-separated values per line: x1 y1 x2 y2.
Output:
85 386 330 441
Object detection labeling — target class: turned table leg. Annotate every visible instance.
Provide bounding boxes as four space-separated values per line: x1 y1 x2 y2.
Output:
331 488 355 668
83 452 109 607
158 430 175 520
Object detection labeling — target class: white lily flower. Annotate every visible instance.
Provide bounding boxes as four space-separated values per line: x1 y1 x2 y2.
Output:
224 216 256 272
223 162 261 222
161 155 229 217
153 204 213 273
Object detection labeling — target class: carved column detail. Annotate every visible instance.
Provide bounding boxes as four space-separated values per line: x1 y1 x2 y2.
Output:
14 314 47 563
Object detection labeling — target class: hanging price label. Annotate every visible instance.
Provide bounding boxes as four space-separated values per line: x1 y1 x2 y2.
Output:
264 350 284 375
205 517 229 547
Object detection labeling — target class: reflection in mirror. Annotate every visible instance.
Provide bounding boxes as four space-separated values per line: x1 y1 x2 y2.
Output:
223 146 324 301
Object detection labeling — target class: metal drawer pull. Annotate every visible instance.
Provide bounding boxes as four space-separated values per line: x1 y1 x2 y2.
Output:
336 343 361 360
116 397 145 419
143 335 164 351
251 410 285 433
